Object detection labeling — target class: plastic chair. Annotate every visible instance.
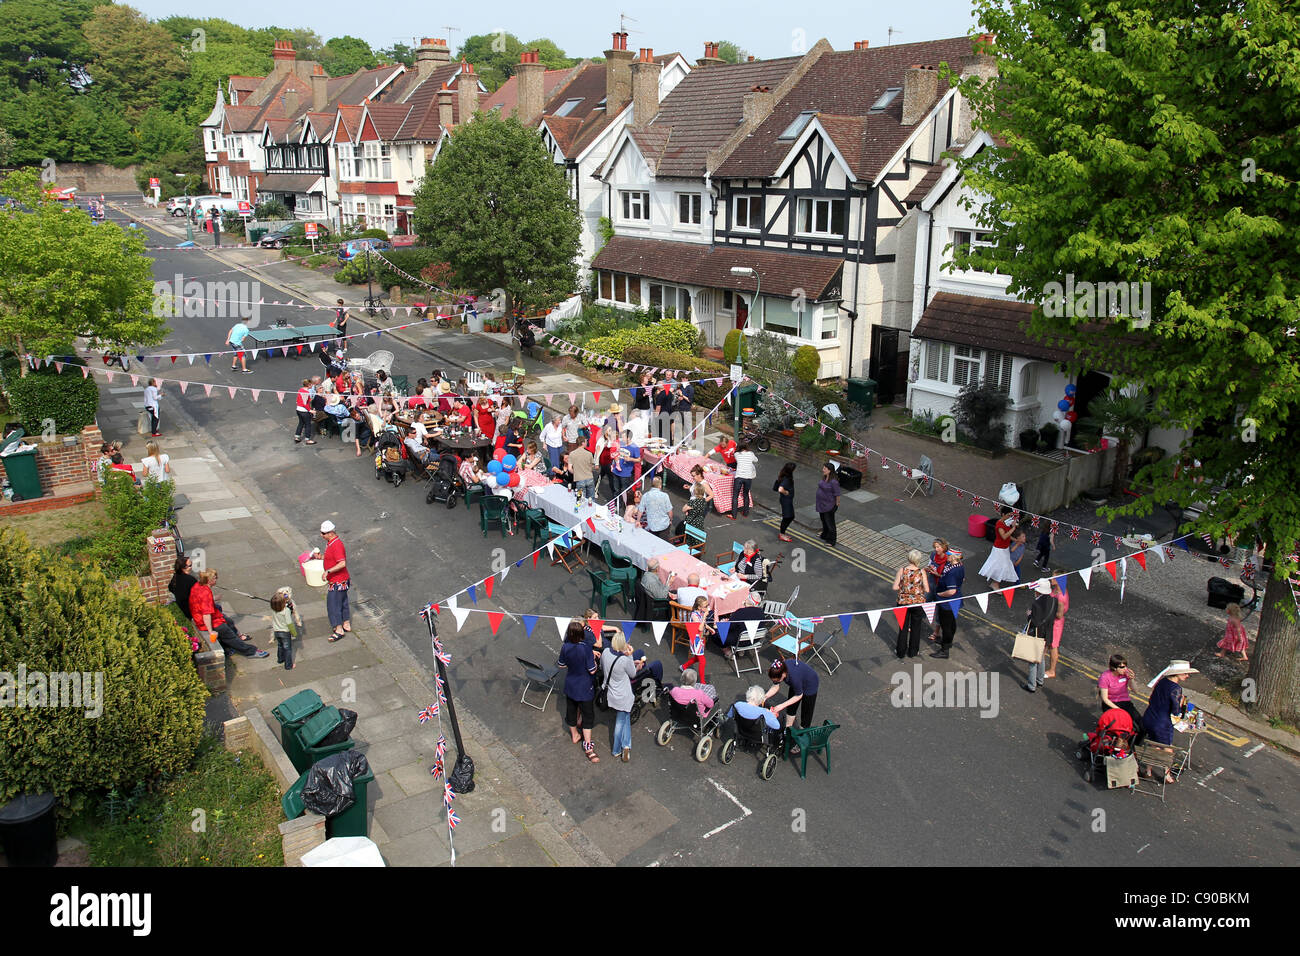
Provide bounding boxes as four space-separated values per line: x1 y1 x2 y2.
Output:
464 483 485 510
715 542 743 575
587 568 626 616
522 508 549 547
785 720 840 778
600 541 639 602
480 495 509 537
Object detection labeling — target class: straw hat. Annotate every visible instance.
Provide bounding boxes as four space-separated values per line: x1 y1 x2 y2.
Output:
1161 660 1200 678
608 403 623 414
438 380 452 393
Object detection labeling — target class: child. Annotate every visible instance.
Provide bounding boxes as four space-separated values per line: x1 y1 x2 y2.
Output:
270 587 304 671
1009 530 1028 583
683 596 713 682
1215 603 1249 661
1035 523 1055 571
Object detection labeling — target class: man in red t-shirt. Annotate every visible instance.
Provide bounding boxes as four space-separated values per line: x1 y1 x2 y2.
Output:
319 520 352 641
708 437 738 468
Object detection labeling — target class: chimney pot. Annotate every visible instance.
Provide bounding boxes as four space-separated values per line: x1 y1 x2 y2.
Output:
747 55 755 62
630 46 663 128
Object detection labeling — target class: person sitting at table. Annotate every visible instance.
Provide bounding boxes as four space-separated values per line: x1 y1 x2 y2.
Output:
550 452 575 489
502 419 524 460
624 486 646 527
733 540 768 588
403 431 439 469
374 369 395 396
636 557 672 625
670 572 706 611
726 685 782 733
521 441 546 473
449 396 472 431
670 668 717 719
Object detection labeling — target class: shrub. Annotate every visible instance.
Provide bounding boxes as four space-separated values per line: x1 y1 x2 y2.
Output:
953 381 1010 450
0 528 207 822
70 471 174 578
723 329 742 365
791 345 821 383
585 319 701 361
254 199 290 220
743 330 796 384
371 248 443 291
1038 421 1060 449
333 257 369 284
621 346 729 411
221 212 245 237
0 356 99 434
554 305 647 344
359 227 389 240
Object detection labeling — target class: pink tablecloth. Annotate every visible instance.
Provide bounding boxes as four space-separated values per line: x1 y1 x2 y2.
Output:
654 549 757 617
512 468 552 501
642 451 735 514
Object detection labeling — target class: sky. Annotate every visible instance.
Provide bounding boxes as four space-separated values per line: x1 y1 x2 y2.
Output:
126 0 982 60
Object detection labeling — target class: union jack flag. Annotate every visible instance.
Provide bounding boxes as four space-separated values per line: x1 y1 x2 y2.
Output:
1240 562 1255 582
956 489 964 499
939 482 947 492
1219 557 1232 569
436 734 447 759
436 648 452 666
1030 515 1041 529
1050 521 1060 535
972 495 981 509
1113 536 1123 550
443 782 456 809
1090 531 1102 546
447 808 461 829
1069 525 1080 540
425 699 440 718
1164 546 1176 561
419 603 436 620
1011 510 1021 524
417 707 434 724
1201 533 1215 548
430 759 444 780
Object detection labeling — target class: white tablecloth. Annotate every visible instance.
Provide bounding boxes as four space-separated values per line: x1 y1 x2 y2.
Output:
524 484 675 570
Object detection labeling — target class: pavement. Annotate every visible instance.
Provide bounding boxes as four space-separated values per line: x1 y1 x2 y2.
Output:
95 195 1300 867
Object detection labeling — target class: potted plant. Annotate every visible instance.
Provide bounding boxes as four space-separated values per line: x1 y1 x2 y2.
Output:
1038 421 1059 451
1018 428 1039 451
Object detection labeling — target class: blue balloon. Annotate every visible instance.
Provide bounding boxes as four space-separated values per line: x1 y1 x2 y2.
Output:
1057 399 1071 411
487 460 503 474
502 455 517 471
527 402 540 417
1064 384 1077 398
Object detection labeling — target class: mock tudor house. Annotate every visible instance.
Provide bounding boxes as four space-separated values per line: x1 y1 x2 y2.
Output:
591 36 993 390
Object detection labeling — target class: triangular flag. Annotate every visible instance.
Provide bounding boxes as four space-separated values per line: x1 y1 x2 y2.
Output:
593 391 600 404
81 365 89 378
522 614 538 637
1078 566 1093 589
251 349 260 361
612 389 620 402
589 617 603 637
1105 560 1118 582
170 356 177 364
203 383 213 397
1002 588 1015 608
892 607 908 629
451 605 471 631
532 551 540 568
568 393 576 405
467 583 478 604
744 620 759 640
186 354 195 366
651 621 667 645
281 346 289 357
225 386 235 399
973 592 989 613
1054 574 1069 593
1133 551 1147 570
554 616 571 639
620 620 636 640
542 394 552 406
716 621 730 645
177 381 188 394
585 517 596 533
484 576 494 599
1176 537 1190 552
105 370 114 383
204 354 212 365
277 391 286 403
921 602 936 624
130 374 138 386
250 389 260 402
867 609 882 632
839 614 853 635
448 596 458 614
500 565 510 583
487 611 505 635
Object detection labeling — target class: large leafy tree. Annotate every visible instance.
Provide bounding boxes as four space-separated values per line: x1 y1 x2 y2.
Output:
959 1 1300 719
0 0 95 92
319 35 377 76
0 170 165 361
411 114 579 314
455 33 577 91
82 3 185 120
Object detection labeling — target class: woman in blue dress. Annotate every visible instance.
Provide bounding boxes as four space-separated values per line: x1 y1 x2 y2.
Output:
1140 660 1198 784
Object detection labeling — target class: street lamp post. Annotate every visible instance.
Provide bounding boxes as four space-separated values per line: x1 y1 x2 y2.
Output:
423 613 475 793
729 266 761 438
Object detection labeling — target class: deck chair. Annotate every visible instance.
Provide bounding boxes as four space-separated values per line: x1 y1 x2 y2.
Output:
714 542 743 575
809 628 844 674
547 522 585 573
516 657 560 711
785 720 841 778
668 601 694 654
503 366 526 395
1132 743 1189 802
904 455 934 498
671 523 707 558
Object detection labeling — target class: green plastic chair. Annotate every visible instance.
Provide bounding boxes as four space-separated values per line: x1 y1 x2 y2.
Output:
480 494 509 537
522 508 549 547
784 720 840 778
600 541 639 602
587 568 625 616
464 482 485 510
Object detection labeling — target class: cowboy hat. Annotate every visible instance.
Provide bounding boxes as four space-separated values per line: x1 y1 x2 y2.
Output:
1031 578 1052 594
607 403 623 414
1161 660 1199 677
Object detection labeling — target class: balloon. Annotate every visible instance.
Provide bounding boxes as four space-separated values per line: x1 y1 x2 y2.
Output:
527 402 539 417
487 460 503 474
1064 384 1077 398
483 474 497 487
1053 409 1066 423
1066 395 1075 405
493 448 505 460
1064 410 1078 423
1057 399 1071 411
502 455 517 471
508 472 521 487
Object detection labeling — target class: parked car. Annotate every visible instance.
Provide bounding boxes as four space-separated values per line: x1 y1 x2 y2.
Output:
257 221 332 249
166 196 197 217
44 186 77 201
337 237 391 262
191 196 245 219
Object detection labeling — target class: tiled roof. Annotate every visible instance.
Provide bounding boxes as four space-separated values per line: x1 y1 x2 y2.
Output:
335 105 365 142
904 164 945 205
365 102 414 140
325 64 405 108
259 172 325 193
542 115 583 154
387 64 477 140
263 118 295 143
539 64 622 158
714 38 974 181
912 293 1075 364
633 57 803 178
591 236 844 300
484 66 579 117
303 112 335 139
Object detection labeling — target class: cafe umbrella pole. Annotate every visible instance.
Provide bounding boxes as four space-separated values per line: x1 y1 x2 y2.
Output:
424 612 475 793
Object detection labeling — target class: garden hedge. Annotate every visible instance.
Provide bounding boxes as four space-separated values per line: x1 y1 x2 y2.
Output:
585 319 700 362
1 356 99 435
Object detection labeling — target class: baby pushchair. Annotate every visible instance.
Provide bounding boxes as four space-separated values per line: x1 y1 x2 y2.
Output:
1075 707 1138 787
425 453 464 507
374 427 408 487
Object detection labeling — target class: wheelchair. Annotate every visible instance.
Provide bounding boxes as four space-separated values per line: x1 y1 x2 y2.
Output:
656 693 724 762
719 710 786 780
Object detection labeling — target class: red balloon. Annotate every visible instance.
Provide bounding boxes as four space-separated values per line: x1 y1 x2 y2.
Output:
1066 395 1075 405
508 472 520 487
1064 410 1078 423
493 448 506 460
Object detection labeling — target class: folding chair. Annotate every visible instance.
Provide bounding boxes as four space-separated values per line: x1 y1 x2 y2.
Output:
465 370 486 395
769 617 815 660
809 628 844 675
671 523 707 558
714 542 744 575
547 522 585 573
904 455 934 498
503 366 526 395
668 601 693 655
516 657 560 711
762 598 789 641
729 620 766 678
1132 743 1189 802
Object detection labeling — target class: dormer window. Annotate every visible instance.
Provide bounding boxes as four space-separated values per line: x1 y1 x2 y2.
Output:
554 98 583 117
870 88 902 112
778 110 817 140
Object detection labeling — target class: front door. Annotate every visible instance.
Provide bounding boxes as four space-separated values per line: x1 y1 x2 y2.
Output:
736 298 749 331
869 326 900 404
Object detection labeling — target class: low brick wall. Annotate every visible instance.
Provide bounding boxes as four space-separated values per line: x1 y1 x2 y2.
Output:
0 424 104 498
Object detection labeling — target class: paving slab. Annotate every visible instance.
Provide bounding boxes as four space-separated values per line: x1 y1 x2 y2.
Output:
354 737 421 774
577 789 678 863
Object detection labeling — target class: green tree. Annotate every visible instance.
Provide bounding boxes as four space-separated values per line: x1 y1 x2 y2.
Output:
717 41 751 64
0 0 95 92
83 4 186 120
456 32 524 91
378 41 415 68
411 113 579 314
319 35 376 76
526 37 577 71
959 0 1300 719
0 125 14 164
0 527 207 821
0 170 165 362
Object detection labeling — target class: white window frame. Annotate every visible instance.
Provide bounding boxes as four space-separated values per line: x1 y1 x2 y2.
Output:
953 344 982 387
796 197 846 237
676 192 701 226
620 190 650 223
925 342 953 384
734 195 762 231
380 144 392 179
985 350 1014 394
951 228 998 271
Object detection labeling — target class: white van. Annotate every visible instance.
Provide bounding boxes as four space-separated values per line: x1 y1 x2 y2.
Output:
192 196 246 219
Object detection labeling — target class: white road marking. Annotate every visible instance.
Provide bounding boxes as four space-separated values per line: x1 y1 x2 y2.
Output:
1137 844 1149 854
1195 766 1240 805
702 777 752 839
1243 743 1264 759
402 525 417 538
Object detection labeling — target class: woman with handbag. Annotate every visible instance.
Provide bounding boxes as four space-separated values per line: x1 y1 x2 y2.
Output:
891 550 930 659
1021 578 1058 692
601 635 638 762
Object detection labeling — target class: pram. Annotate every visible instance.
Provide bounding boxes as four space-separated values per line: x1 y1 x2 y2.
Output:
1075 707 1138 786
374 427 408 487
425 453 465 507
719 707 786 780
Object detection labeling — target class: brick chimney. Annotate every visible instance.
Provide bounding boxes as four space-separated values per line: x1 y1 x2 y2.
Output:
954 35 998 144
517 50 545 127
311 64 328 111
629 48 662 128
603 32 634 110
272 39 297 78
742 85 774 124
456 60 479 123
438 82 454 129
416 38 451 77
696 41 725 68
901 64 938 125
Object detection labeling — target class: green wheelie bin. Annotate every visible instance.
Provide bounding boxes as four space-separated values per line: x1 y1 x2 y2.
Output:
271 690 325 774
291 705 355 774
0 429 43 501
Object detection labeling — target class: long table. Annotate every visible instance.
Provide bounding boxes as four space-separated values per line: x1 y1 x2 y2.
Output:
642 450 736 514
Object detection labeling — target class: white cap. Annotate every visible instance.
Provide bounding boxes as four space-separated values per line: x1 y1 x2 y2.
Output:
320 520 336 534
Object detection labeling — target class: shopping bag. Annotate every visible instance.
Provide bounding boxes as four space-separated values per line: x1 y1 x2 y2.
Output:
137 409 150 436
1011 630 1045 663
1106 754 1138 789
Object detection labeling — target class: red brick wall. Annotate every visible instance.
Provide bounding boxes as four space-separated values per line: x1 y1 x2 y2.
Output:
136 529 177 606
0 425 103 497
